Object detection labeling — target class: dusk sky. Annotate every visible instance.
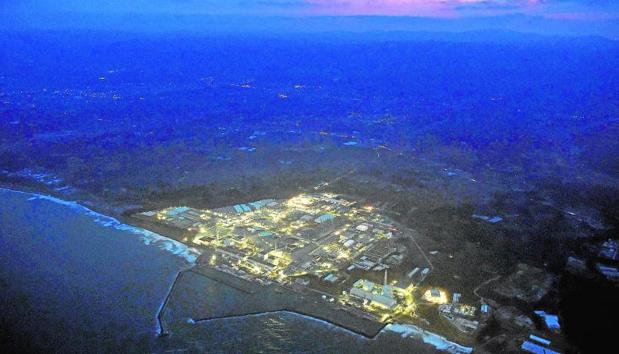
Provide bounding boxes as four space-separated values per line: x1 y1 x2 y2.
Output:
4 0 618 17
2 1 618 36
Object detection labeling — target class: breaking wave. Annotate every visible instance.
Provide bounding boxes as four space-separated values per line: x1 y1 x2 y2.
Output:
22 191 201 263
385 323 473 354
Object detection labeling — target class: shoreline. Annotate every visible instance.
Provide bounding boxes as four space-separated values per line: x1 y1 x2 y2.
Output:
0 185 201 263
1 184 473 354
159 266 473 353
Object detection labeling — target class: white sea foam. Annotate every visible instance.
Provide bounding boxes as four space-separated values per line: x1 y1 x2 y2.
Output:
21 191 200 264
385 323 473 354
247 312 473 352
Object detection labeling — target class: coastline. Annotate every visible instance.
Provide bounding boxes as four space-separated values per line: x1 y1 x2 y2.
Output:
385 324 473 354
0 184 473 354
0 185 201 263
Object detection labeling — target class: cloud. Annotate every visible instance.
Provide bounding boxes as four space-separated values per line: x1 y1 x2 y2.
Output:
1 0 617 37
304 1 609 17
305 0 454 17
3 0 618 19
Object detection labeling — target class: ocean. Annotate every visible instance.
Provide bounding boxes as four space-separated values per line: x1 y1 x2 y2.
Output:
0 188 469 353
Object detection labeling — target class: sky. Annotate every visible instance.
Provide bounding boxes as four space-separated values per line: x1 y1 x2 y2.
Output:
1 0 618 37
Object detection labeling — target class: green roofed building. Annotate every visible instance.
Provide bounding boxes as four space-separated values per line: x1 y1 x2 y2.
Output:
314 214 335 224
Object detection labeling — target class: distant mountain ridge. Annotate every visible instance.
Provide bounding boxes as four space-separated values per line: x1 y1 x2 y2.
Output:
0 12 617 39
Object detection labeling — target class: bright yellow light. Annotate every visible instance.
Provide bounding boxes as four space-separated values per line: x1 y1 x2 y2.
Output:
422 288 448 304
337 251 350 260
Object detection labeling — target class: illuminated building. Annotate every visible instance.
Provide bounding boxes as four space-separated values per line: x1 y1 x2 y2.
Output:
349 272 402 311
423 288 448 304
350 280 397 310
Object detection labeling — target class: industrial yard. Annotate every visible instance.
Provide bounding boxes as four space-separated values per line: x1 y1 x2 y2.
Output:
133 193 490 345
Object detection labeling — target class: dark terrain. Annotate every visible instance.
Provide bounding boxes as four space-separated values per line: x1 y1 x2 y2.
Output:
1 30 618 352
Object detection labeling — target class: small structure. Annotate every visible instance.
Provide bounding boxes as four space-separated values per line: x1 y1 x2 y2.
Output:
529 335 551 346
233 204 247 214
315 214 335 224
353 257 377 271
407 267 420 279
452 293 461 303
566 256 587 273
423 288 448 304
480 303 490 314
166 206 191 216
521 339 561 354
534 310 560 333
596 263 619 282
356 224 369 232
472 214 503 223
323 273 339 283
599 239 618 261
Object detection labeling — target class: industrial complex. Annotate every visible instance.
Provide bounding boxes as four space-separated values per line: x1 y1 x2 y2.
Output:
134 193 491 342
